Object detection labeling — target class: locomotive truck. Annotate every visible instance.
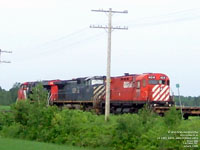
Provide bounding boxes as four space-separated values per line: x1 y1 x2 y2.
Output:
18 73 174 113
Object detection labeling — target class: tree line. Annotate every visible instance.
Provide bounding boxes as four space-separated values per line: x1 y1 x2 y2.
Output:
174 96 200 107
0 83 20 105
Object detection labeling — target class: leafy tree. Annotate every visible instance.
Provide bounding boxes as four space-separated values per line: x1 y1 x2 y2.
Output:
174 96 200 106
28 83 48 105
163 107 182 129
0 83 20 105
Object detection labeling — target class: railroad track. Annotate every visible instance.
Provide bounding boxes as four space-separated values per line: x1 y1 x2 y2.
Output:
153 106 200 119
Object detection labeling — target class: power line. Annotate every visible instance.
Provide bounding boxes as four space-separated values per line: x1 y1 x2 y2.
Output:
37 7 200 53
15 27 90 60
13 8 200 63
126 8 200 29
0 49 12 63
91 8 128 121
36 27 89 48
15 32 105 63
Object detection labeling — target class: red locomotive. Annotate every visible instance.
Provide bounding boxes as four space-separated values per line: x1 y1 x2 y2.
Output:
108 73 172 113
18 73 173 113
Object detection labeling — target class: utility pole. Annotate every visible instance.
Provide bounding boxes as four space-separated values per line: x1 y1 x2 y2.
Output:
176 84 183 119
90 8 128 121
0 49 12 63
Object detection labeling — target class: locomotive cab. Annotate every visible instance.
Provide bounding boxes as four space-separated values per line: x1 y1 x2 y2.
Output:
134 73 171 106
17 83 29 100
146 73 170 106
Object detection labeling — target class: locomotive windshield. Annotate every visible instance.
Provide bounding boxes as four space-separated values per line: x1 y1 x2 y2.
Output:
159 80 165 84
149 80 158 85
149 80 166 85
85 79 104 86
91 79 103 85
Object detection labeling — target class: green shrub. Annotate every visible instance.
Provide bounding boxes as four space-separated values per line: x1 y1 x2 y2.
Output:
1 122 22 138
0 111 14 130
163 107 182 129
11 101 30 126
29 83 48 106
112 114 143 150
0 87 199 150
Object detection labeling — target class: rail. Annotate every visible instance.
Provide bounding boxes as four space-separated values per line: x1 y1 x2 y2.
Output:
153 106 200 119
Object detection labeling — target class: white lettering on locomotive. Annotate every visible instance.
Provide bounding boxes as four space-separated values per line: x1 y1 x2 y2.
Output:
123 81 133 88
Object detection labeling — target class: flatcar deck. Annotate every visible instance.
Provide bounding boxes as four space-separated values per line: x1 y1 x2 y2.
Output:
153 106 200 119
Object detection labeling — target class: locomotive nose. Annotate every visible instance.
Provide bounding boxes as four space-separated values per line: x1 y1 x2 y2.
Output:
152 84 170 101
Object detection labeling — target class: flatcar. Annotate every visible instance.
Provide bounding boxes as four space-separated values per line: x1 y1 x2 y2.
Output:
18 73 173 113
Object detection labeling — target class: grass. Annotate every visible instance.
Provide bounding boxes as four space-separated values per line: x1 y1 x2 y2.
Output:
0 137 107 150
188 116 200 120
0 105 10 111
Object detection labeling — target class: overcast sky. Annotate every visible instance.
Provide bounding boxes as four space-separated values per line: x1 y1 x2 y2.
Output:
0 0 200 96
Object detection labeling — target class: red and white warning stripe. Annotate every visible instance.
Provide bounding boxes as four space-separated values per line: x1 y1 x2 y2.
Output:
152 85 170 101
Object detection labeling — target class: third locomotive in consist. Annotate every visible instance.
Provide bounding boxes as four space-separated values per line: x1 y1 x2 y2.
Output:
18 73 173 113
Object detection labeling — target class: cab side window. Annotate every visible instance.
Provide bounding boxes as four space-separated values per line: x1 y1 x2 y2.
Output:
137 81 140 89
167 80 170 85
142 80 146 87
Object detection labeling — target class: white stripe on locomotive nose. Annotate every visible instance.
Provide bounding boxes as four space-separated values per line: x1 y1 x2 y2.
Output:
98 87 106 98
154 85 168 101
94 85 103 94
164 89 170 101
164 95 170 101
152 85 159 92
152 85 165 99
23 90 27 99
159 87 169 101
95 87 105 98
152 85 161 99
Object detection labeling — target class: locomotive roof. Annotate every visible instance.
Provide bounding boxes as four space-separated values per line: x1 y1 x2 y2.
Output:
53 76 105 85
20 73 169 86
137 73 169 80
111 73 169 80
